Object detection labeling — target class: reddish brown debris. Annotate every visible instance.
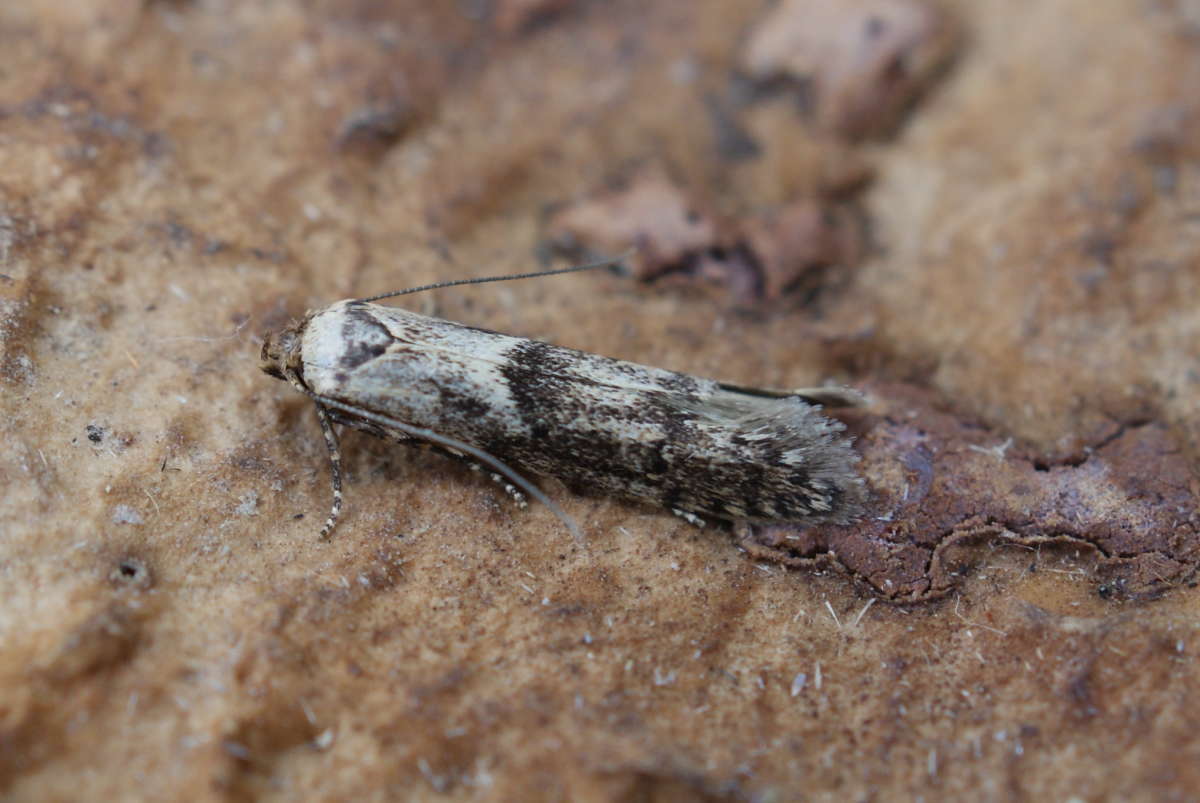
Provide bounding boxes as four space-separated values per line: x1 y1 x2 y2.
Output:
547 167 865 303
494 0 575 34
740 0 959 140
336 100 414 155
741 199 864 301
547 166 728 282
740 383 1200 601
1132 103 1200 165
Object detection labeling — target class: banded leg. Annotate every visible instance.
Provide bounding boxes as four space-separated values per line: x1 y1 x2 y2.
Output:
348 425 529 513
456 453 528 508
313 401 343 538
492 472 529 508
672 508 706 528
285 368 344 538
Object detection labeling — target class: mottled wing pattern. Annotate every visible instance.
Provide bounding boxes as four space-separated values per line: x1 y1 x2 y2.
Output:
663 389 863 522
299 301 863 525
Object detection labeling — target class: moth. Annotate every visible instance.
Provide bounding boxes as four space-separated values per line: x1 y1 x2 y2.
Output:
259 258 865 540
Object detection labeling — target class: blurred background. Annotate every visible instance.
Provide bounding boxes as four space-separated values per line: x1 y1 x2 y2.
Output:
2 1 1198 800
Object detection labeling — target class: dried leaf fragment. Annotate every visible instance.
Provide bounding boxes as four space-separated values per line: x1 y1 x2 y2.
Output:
741 0 958 140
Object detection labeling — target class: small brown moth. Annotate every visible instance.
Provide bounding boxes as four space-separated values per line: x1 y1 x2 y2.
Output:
260 258 864 539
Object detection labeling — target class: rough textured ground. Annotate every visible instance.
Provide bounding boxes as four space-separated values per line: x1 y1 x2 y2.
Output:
2 1 1198 800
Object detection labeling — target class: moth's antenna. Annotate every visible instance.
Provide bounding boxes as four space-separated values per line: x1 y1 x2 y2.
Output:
356 251 633 304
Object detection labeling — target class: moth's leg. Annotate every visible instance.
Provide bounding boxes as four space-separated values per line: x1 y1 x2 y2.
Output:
460 457 529 509
380 433 530 509
672 508 706 528
313 401 343 538
489 470 529 509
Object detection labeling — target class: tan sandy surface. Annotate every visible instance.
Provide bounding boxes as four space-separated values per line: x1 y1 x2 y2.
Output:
2 1 1198 800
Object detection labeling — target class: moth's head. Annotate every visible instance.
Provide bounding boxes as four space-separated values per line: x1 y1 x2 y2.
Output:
259 321 304 381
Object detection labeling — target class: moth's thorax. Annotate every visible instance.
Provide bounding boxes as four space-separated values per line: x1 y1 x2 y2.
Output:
296 301 396 390
296 301 517 395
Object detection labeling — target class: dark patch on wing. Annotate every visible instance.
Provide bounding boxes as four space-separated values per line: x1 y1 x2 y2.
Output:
661 485 685 512
646 441 670 477
438 385 492 420
499 340 710 501
500 340 575 444
338 305 393 371
732 460 765 515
